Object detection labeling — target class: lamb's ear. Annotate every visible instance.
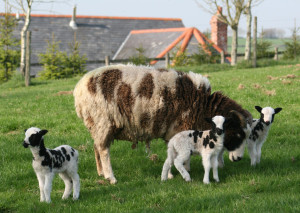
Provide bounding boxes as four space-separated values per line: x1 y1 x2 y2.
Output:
255 106 262 113
274 107 282 114
205 118 212 123
24 129 27 132
40 130 48 136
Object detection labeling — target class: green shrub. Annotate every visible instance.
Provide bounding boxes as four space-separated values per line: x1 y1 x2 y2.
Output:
283 27 300 59
0 11 20 83
129 46 150 65
39 37 86 79
171 46 192 67
191 43 220 65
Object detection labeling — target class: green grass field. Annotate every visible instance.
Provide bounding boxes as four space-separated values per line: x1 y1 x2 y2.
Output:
0 64 299 212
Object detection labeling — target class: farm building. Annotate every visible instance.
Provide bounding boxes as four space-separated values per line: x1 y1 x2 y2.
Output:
4 7 228 76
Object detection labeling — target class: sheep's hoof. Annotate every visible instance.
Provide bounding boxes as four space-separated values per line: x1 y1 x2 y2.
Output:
109 178 117 184
167 174 174 179
203 180 210 184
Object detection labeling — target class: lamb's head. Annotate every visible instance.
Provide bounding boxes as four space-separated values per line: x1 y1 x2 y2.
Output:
23 127 48 148
255 106 282 126
205 116 226 136
224 110 252 162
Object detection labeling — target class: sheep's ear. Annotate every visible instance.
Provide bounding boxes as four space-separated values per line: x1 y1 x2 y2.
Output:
255 106 262 113
24 129 27 132
274 108 282 114
40 130 48 136
205 118 212 123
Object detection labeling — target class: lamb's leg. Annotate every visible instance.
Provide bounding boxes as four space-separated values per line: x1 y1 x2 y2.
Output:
256 141 264 164
59 172 73 200
36 173 46 202
70 172 80 200
217 148 225 168
248 141 258 166
184 157 191 172
44 173 54 203
202 154 211 184
174 153 191 182
211 155 219 182
161 148 174 181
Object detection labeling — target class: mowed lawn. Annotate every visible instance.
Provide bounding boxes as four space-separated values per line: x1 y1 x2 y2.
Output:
0 64 299 212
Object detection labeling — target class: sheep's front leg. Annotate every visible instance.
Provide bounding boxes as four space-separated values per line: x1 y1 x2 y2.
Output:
44 173 54 203
211 155 219 182
202 154 211 184
36 173 46 202
174 153 191 182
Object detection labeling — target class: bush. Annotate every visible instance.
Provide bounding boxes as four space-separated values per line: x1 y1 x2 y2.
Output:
170 46 192 67
39 37 86 79
0 11 20 83
283 27 300 59
191 43 220 65
256 39 274 59
129 46 150 65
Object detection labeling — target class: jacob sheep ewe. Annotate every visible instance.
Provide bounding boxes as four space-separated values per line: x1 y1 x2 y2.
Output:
23 127 80 203
161 115 227 184
73 64 252 184
247 106 282 166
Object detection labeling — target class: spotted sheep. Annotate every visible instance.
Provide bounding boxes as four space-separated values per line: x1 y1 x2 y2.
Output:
247 106 282 166
23 127 80 203
161 115 228 184
73 64 252 184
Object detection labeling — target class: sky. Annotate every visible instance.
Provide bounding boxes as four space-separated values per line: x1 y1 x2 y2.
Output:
1 0 299 37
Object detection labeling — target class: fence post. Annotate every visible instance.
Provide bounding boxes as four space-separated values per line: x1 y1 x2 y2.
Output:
25 31 31 87
252 16 257 68
274 47 278 61
220 51 224 64
165 53 170 68
105 55 110 66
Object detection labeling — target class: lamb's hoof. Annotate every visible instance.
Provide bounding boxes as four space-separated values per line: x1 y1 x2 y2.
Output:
185 177 191 182
203 180 210 184
214 179 220 183
168 174 174 179
72 196 79 201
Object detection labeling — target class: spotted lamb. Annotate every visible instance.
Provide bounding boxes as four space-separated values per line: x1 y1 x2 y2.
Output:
247 106 282 166
23 127 80 203
161 115 227 184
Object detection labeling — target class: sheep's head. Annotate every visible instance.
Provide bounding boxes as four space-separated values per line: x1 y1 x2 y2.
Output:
255 106 282 126
205 116 226 135
23 127 48 148
224 110 252 162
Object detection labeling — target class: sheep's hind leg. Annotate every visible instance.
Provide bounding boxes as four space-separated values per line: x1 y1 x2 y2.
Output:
94 144 104 177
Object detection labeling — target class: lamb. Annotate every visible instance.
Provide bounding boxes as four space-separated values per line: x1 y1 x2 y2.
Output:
73 64 252 184
247 106 282 166
23 127 80 203
161 116 227 184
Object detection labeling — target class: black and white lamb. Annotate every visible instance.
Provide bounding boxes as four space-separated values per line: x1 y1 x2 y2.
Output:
247 106 282 166
161 116 226 184
23 127 80 203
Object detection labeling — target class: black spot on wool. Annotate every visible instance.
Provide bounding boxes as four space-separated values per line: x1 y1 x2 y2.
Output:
250 121 264 141
203 135 210 148
192 131 200 143
71 151 74 157
209 130 217 142
209 142 215 149
198 131 203 138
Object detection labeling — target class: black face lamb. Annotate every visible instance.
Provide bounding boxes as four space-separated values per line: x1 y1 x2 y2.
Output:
23 127 80 203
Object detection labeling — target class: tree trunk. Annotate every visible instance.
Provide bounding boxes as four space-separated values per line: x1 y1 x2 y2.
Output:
252 16 257 68
20 0 33 76
244 4 252 60
231 26 238 65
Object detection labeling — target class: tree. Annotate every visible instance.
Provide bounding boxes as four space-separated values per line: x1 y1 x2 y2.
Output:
0 9 20 82
283 25 300 59
195 0 260 65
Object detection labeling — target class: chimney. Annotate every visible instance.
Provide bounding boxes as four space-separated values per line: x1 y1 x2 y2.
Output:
69 5 78 30
210 6 227 52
